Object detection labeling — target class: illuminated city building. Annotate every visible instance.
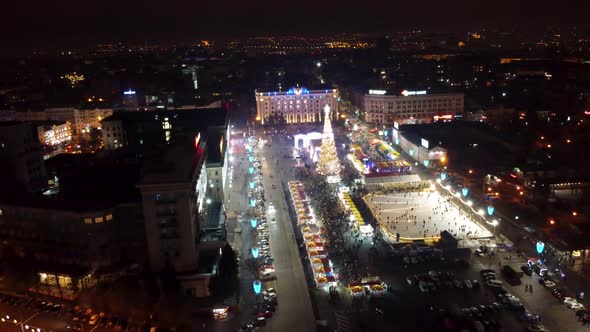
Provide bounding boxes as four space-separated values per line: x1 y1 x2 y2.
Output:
255 86 339 125
353 89 464 124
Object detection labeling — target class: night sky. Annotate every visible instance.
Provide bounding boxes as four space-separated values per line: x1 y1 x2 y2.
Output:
2 0 589 49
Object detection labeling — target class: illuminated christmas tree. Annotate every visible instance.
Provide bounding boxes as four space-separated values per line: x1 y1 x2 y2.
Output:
316 105 341 176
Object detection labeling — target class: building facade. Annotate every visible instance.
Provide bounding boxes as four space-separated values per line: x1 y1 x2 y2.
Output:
255 87 339 125
0 122 47 192
37 121 72 146
353 89 464 125
138 141 211 297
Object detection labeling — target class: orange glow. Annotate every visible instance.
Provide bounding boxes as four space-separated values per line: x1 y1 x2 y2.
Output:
540 136 544 140
547 144 552 148
566 139 571 143
519 191 524 195
516 186 521 190
440 156 447 163
549 219 556 225
573 211 578 216
256 115 261 121
487 187 492 192
468 169 473 174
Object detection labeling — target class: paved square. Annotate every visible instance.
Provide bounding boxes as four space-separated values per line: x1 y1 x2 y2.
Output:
365 190 492 240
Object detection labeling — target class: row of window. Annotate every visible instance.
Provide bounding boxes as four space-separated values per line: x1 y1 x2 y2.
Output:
84 214 113 224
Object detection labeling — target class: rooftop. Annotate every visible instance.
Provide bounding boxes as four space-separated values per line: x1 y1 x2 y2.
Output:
139 141 205 185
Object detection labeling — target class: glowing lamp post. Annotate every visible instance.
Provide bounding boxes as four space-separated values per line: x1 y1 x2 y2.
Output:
249 167 254 174
249 156 254 163
249 181 255 189
253 280 262 295
251 247 259 259
462 187 469 197
440 173 447 181
250 218 257 228
250 199 256 207
487 205 495 216
536 241 545 254
491 219 499 236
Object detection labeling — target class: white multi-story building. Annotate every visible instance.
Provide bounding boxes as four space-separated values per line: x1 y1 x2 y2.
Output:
255 86 339 125
354 89 464 125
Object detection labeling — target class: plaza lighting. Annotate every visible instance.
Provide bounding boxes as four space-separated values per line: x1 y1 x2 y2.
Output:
251 218 257 228
477 209 484 216
436 178 441 184
250 199 256 207
440 172 447 181
487 205 495 216
251 247 259 259
206 198 212 204
467 200 473 206
253 280 262 294
573 211 578 216
462 188 469 197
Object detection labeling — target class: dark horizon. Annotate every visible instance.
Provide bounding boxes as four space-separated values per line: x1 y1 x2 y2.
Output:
3 0 590 52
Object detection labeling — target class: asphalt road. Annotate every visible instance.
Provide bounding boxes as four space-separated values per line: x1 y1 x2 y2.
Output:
259 135 316 332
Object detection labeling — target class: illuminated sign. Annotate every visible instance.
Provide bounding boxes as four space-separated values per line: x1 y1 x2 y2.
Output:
393 121 399 130
219 136 224 155
123 89 136 95
369 90 387 95
433 114 454 122
401 90 427 96
421 138 429 149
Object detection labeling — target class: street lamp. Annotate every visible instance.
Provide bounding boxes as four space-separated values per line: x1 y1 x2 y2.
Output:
491 219 499 236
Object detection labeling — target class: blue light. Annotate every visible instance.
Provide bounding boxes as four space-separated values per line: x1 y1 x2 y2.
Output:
249 167 254 174
250 199 256 207
249 156 254 163
247 146 252 153
423 160 429 167
253 280 262 294
536 241 545 254
249 181 255 189
395 139 400 145
409 149 414 156
462 188 469 197
440 173 447 181
384 131 388 137
251 247 259 259
487 205 495 216
251 218 257 228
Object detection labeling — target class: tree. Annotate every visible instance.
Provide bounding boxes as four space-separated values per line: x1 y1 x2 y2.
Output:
316 106 341 176
210 243 239 299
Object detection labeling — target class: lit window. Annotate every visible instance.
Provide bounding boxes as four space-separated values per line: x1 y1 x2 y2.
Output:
84 218 92 224
105 214 113 221
95 217 104 223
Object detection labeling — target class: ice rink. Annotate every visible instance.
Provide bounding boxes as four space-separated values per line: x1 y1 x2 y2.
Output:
365 190 492 240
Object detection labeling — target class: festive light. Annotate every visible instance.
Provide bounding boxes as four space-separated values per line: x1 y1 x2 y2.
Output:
395 139 400 145
423 160 429 167
536 241 545 254
409 149 414 156
253 280 262 294
249 167 254 174
250 199 256 207
249 181 255 189
462 188 469 197
487 205 495 216
251 218 257 228
440 173 447 181
251 247 259 258
249 156 254 163
316 106 341 176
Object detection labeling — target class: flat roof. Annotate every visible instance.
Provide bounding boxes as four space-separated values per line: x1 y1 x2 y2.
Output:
139 141 205 185
102 107 228 131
